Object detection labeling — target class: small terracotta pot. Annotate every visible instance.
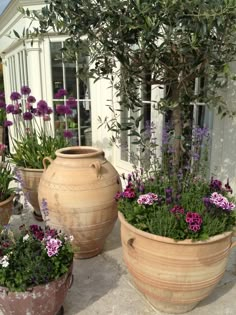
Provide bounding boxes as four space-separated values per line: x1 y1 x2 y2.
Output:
119 212 236 314
0 195 14 225
0 264 73 315
17 167 43 221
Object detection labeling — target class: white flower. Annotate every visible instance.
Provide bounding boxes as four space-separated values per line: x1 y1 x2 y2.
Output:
69 235 74 242
0 255 9 268
23 234 30 242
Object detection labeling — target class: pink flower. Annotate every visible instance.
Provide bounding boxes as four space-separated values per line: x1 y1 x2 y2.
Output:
46 238 62 257
137 192 158 205
210 192 235 211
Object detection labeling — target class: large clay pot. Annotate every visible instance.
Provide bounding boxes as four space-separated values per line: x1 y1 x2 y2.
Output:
119 211 236 314
0 195 14 225
18 167 43 221
38 146 121 258
0 264 73 315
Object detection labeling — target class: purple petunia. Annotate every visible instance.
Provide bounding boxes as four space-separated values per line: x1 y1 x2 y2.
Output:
21 86 31 95
10 91 21 101
23 112 33 121
27 95 36 103
63 130 73 139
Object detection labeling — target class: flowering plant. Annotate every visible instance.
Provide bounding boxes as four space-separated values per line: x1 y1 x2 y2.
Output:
5 86 74 169
0 223 74 292
117 127 236 241
0 161 16 202
0 91 6 127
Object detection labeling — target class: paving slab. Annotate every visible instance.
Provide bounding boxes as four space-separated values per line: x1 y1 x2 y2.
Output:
1 208 236 315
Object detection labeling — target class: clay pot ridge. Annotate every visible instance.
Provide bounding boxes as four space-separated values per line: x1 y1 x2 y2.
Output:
56 146 104 158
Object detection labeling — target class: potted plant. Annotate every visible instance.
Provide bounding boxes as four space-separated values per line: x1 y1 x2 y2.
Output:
116 126 236 313
5 86 73 221
0 160 16 225
0 215 74 315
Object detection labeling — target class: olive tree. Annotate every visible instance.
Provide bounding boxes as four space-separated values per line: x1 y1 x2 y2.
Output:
21 0 236 172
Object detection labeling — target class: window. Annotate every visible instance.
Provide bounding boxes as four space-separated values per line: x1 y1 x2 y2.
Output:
17 50 28 87
50 42 91 146
8 56 16 91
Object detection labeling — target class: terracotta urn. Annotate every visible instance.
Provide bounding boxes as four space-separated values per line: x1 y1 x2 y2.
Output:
38 146 121 258
119 211 236 314
0 264 73 315
17 167 43 221
0 195 14 225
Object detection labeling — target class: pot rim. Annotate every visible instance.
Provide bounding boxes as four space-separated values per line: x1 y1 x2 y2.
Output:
0 194 14 206
56 146 104 159
118 211 233 245
17 167 44 172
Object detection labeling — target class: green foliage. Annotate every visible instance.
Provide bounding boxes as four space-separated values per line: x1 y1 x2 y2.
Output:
0 224 74 292
0 162 16 202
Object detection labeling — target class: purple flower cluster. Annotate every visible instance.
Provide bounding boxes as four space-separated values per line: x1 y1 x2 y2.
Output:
21 86 31 95
123 185 136 199
63 130 73 139
46 238 62 257
54 88 68 98
185 212 202 232
137 192 158 205
30 225 45 241
66 97 77 108
170 205 185 215
10 92 21 101
56 104 72 115
210 178 222 191
209 192 235 211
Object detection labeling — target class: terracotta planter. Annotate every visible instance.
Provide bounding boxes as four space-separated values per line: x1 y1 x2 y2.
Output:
119 212 236 314
0 195 14 225
0 264 73 315
38 146 121 258
18 167 43 221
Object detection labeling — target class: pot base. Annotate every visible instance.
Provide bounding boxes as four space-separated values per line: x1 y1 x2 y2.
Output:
33 210 43 222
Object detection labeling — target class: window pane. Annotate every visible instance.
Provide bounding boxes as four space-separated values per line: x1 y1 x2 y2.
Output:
50 42 63 94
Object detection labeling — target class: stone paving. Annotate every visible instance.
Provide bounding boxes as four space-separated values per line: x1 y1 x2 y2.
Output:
1 207 236 315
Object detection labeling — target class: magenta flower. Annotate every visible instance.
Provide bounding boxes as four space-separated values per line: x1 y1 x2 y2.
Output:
170 205 185 215
66 97 77 108
54 88 68 98
10 91 21 101
46 238 62 257
6 104 15 113
209 192 235 211
23 112 33 120
4 120 13 127
0 144 6 151
27 95 36 103
123 186 136 199
210 178 222 191
47 107 53 115
21 86 31 95
185 212 203 232
63 130 73 139
65 106 72 115
30 225 44 241
0 100 5 109
56 104 67 115
137 192 158 205
37 100 48 114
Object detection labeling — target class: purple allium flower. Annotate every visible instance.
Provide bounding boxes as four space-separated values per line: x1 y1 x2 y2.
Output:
56 104 67 115
4 120 13 127
63 130 73 139
21 86 31 95
47 107 53 115
6 104 15 113
0 92 5 100
0 100 5 109
27 95 36 103
66 97 77 108
37 100 48 114
12 109 22 115
46 238 62 257
23 112 33 120
10 91 21 101
65 106 72 115
55 88 68 98
209 192 235 211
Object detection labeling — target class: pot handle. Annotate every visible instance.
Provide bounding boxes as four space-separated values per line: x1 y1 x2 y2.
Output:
127 237 135 249
43 157 53 171
65 272 74 290
90 160 102 178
